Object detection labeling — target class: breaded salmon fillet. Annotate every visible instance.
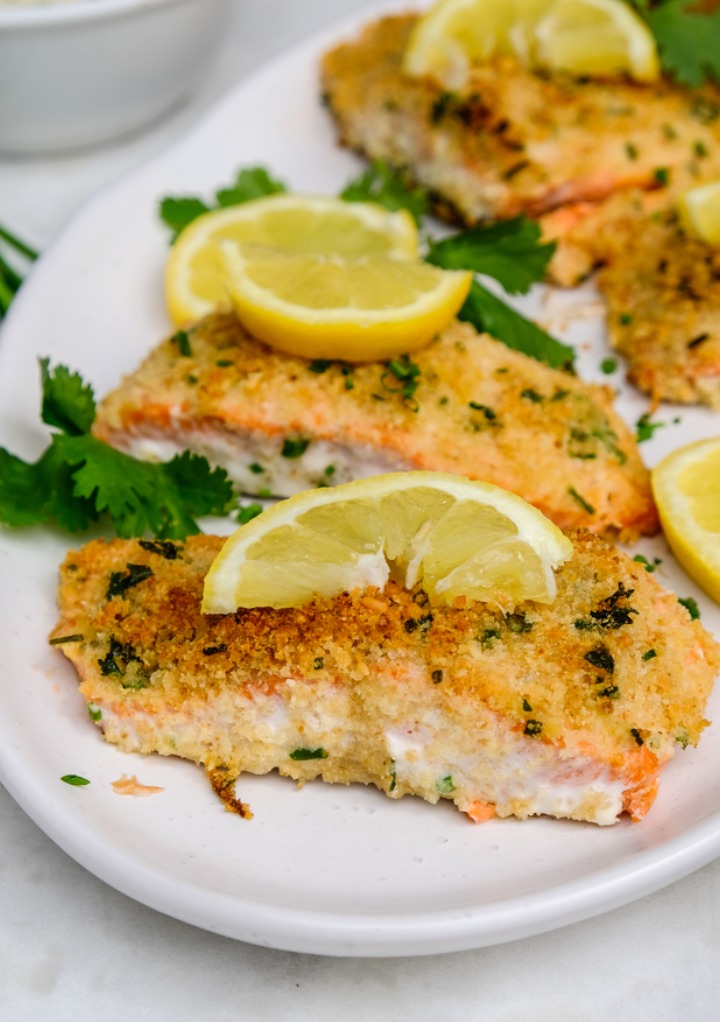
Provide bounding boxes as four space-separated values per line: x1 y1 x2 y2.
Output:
543 190 720 405
51 531 719 826
599 208 720 408
320 14 720 234
92 312 658 538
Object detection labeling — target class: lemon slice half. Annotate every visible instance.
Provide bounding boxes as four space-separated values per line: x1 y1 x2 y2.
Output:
404 0 659 88
651 438 720 605
678 180 720 247
219 242 472 362
165 194 420 326
202 471 574 613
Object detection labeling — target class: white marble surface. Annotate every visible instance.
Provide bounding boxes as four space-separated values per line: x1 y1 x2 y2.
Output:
1 1 719 1017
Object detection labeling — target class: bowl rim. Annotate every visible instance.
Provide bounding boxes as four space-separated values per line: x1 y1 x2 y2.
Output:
0 0 206 29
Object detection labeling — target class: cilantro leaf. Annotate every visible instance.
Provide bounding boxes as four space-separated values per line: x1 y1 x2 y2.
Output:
0 446 53 527
159 166 288 240
158 197 210 240
645 1 720 87
215 167 287 207
635 412 665 442
341 160 430 223
458 281 575 370
162 450 234 519
55 434 232 539
40 358 96 436
339 163 564 363
0 361 233 539
0 444 97 531
426 216 556 295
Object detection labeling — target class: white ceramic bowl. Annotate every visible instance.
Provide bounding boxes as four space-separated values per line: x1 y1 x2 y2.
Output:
0 0 231 155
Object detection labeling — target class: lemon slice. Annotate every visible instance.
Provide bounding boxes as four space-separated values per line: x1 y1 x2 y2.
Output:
403 0 659 88
202 471 574 613
678 181 720 247
651 438 720 605
219 242 472 362
534 0 659 80
165 195 420 326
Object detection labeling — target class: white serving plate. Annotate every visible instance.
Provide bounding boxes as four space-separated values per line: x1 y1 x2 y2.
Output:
0 4 718 958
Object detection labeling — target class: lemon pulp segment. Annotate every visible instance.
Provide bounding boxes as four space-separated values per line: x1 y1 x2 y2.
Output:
202 471 574 613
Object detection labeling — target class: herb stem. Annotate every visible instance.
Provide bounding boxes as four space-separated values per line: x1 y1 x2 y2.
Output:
0 252 23 292
0 271 14 314
0 222 39 262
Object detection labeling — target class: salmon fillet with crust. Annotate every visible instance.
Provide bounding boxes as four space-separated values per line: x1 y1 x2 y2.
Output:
320 14 720 235
92 311 659 538
51 531 719 826
542 190 720 406
599 208 720 408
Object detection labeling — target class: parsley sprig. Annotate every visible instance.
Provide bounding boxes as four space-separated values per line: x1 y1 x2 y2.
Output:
159 166 288 241
340 160 430 223
628 0 720 87
341 163 573 369
0 360 233 537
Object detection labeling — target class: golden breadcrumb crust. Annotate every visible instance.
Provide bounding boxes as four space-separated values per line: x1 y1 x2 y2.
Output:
320 15 720 230
52 531 718 777
93 312 658 538
600 212 720 408
543 191 720 406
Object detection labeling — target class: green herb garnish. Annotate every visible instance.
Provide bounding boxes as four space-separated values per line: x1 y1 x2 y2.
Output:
139 539 180 560
236 502 263 524
172 329 192 357
679 596 701 620
638 0 720 88
567 486 596 515
341 159 429 223
457 281 574 370
0 222 38 320
49 634 84 646
635 412 665 442
633 553 661 572
106 563 154 600
281 437 310 458
382 354 422 409
202 644 228 656
426 215 556 295
436 775 456 794
61 774 90 786
159 166 287 240
0 362 232 538
584 644 615 674
289 747 328 761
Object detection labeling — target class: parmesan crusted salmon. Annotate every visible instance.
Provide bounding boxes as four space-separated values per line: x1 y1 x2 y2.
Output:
320 14 720 240
92 311 659 538
542 190 720 406
51 531 720 826
599 208 720 408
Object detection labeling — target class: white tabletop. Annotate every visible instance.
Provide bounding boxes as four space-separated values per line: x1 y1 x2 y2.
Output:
1 1 719 1017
